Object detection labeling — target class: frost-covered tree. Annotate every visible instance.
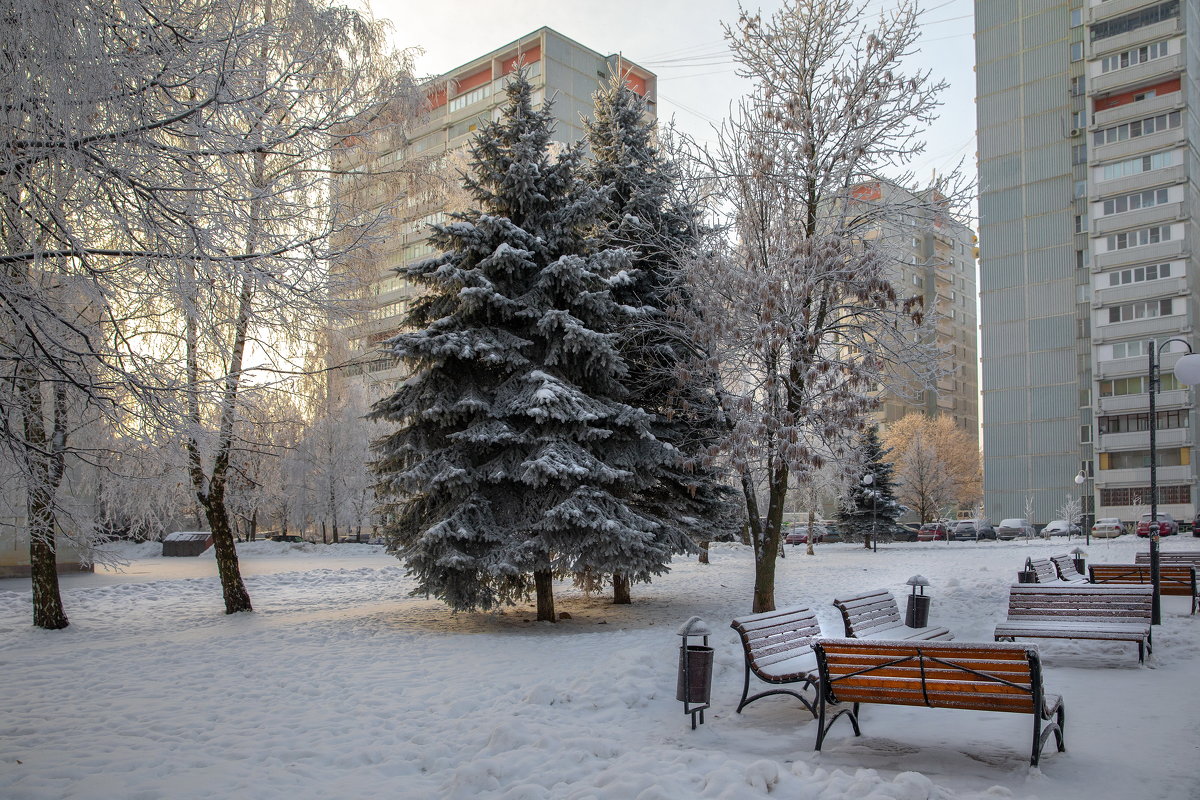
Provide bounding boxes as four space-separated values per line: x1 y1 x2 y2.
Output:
371 71 685 622
2 0 419 624
684 0 950 612
582 74 736 602
883 413 979 523
838 425 902 549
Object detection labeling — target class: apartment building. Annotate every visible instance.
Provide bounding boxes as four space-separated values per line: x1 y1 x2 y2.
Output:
863 181 980 435
330 28 656 398
976 0 1196 524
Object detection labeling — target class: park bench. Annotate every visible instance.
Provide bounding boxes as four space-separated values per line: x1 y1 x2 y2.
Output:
811 638 1065 767
832 588 952 641
994 584 1153 663
1023 557 1062 584
1135 551 1200 569
1050 554 1089 584
1088 563 1197 615
729 605 822 716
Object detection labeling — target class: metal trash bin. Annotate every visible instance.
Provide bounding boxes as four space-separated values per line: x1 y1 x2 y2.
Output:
677 616 712 729
1017 570 1037 583
905 575 931 628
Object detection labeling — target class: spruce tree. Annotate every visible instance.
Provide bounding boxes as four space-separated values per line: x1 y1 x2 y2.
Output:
583 75 736 601
838 425 903 548
371 70 682 621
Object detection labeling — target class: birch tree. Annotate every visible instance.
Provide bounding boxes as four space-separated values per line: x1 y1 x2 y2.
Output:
2 0 419 623
686 0 951 612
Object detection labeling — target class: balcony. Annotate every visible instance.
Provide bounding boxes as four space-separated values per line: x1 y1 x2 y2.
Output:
1093 275 1188 309
1092 237 1185 270
1089 51 1183 95
1099 427 1191 452
1097 387 1191 414
1088 0 1165 22
1089 17 1183 59
1090 125 1186 165
1092 91 1183 129
1094 464 1193 487
1090 201 1184 237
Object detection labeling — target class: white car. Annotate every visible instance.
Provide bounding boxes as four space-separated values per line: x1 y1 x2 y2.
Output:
1090 518 1125 539
1042 519 1080 538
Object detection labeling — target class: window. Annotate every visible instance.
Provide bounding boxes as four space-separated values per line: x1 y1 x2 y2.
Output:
1076 249 1088 269
1098 373 1179 396
1075 214 1087 234
1108 262 1172 288
1080 424 1092 443
1104 225 1171 252
448 83 492 113
1091 2 1180 43
1072 110 1087 129
1098 410 1189 434
1101 485 1189 505
1071 8 1083 27
1070 42 1084 62
1093 111 1182 147
1105 449 1184 470
1100 188 1170 217
1100 151 1173 181
1072 144 1088 165
1099 40 1170 74
1070 76 1086 97
1106 298 1173 324
1074 180 1088 199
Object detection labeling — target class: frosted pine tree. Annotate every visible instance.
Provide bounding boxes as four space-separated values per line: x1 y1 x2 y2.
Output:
583 75 736 602
837 425 903 549
372 70 681 622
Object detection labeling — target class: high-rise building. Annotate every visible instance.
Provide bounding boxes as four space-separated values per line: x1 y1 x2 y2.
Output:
330 28 656 397
976 0 1196 525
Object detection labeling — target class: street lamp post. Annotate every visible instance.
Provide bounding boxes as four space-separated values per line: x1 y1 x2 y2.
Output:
1146 339 1200 626
1075 470 1089 546
862 473 877 553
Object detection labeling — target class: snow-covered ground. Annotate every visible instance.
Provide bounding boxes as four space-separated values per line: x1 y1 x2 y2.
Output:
3 535 1199 799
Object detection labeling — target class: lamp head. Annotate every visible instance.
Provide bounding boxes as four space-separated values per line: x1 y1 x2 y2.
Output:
1173 352 1200 386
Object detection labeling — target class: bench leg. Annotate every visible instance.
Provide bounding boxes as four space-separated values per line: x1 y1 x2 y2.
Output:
736 664 818 717
814 693 859 752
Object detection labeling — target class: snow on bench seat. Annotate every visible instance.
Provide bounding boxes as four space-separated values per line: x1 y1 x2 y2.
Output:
994 584 1152 663
1050 554 1088 584
832 588 952 642
730 605 821 716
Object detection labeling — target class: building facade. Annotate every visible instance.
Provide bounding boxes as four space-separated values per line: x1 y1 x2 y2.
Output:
330 28 656 398
976 0 1196 525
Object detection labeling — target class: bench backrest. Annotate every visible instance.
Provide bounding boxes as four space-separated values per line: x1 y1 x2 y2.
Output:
1025 557 1061 583
1006 584 1152 624
832 589 903 637
1050 554 1086 581
730 605 821 674
1089 563 1197 594
813 637 1042 714
1134 551 1200 567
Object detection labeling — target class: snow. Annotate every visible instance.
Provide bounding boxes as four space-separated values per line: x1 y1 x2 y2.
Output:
3 536 1200 799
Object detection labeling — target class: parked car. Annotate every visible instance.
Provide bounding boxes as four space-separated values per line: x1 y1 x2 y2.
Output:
950 520 978 541
893 523 922 542
1194 512 1200 537
917 521 950 542
1042 519 1081 538
997 518 1036 540
785 524 828 545
974 520 997 540
821 525 845 543
1090 518 1126 538
1136 512 1178 537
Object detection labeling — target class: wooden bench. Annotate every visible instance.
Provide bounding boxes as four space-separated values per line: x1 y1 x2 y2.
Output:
811 638 1065 767
1089 563 1197 615
1050 554 1089 584
730 605 821 716
1024 557 1062 584
832 589 952 641
1135 551 1200 569
994 584 1153 663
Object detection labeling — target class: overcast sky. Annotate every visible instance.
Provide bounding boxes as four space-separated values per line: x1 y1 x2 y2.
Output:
369 0 976 198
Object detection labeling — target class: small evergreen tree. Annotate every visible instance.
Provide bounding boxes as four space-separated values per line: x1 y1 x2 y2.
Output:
371 70 683 621
838 426 903 549
582 73 736 602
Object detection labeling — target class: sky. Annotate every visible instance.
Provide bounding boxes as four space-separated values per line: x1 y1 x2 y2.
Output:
368 0 978 195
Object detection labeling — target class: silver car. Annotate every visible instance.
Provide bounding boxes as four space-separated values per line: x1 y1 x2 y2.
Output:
997 518 1036 540
1090 518 1125 538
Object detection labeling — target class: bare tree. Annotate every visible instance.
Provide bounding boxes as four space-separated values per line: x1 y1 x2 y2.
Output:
883 413 980 522
684 0 952 612
2 0 420 624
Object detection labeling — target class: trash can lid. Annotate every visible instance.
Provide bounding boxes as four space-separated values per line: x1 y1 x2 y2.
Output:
677 616 711 637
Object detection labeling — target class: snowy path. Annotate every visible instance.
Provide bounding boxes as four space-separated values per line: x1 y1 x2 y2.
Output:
2 537 1199 799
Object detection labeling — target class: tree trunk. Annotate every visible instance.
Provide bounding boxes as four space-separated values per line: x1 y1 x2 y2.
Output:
612 572 631 604
698 540 709 564
20 375 70 630
805 507 816 556
534 570 556 621
201 495 252 614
